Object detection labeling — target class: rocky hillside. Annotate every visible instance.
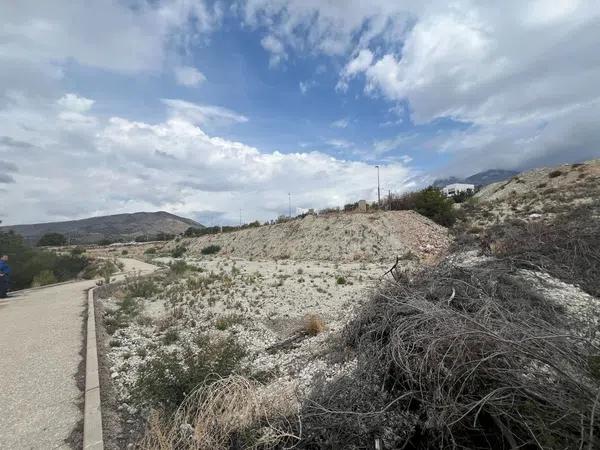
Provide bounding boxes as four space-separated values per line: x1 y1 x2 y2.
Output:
0 211 202 244
462 159 600 227
172 210 451 263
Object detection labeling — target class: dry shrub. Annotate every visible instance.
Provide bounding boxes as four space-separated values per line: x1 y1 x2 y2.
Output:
298 260 600 449
303 314 326 336
138 376 299 450
483 203 600 297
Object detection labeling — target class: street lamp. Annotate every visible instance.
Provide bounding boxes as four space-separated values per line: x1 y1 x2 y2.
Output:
375 165 381 207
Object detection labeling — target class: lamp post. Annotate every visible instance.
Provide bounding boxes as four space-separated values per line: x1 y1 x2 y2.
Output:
375 165 381 207
288 192 292 218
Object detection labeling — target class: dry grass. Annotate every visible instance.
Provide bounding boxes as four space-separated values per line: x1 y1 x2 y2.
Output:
302 314 326 336
138 376 299 450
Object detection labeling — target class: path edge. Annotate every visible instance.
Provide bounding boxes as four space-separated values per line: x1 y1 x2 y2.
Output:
83 287 104 450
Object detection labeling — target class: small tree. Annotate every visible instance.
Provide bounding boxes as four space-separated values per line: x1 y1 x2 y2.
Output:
414 187 457 227
37 232 67 247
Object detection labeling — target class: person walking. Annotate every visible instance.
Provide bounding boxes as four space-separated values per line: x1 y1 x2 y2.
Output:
0 255 11 298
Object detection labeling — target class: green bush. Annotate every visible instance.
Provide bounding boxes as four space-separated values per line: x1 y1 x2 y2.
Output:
201 244 221 255
133 334 245 411
144 247 157 255
125 275 157 298
98 259 120 284
548 170 563 178
32 269 57 287
169 260 189 275
171 245 187 258
336 276 346 285
388 187 457 227
414 187 457 227
0 231 92 290
103 295 144 334
37 232 67 247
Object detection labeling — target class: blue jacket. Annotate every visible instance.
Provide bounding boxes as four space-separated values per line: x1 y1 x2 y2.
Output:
0 260 10 278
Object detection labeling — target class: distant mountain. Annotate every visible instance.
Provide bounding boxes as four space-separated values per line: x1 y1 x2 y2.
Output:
434 169 518 188
0 211 203 245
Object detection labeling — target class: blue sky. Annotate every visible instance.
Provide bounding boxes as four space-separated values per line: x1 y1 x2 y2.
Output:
1 1 599 225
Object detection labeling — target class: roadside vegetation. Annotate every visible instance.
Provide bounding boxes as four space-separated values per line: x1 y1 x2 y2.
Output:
0 231 92 290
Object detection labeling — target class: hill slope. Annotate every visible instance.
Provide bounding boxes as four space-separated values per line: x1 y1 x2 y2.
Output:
171 210 451 263
0 211 202 244
464 159 600 227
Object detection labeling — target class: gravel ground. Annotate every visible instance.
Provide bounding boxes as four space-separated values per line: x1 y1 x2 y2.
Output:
97 254 413 446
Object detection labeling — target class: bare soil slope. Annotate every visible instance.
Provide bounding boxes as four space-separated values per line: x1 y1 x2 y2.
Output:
173 210 451 263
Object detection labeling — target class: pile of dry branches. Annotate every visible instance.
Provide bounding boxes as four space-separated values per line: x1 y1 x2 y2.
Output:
300 261 600 449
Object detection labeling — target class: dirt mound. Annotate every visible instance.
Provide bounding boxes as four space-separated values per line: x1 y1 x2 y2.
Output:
176 210 451 263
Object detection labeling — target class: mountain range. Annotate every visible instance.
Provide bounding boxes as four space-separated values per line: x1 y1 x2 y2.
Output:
0 211 203 245
433 169 519 188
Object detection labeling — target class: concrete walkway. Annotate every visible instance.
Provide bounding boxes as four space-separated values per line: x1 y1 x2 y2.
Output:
0 258 157 449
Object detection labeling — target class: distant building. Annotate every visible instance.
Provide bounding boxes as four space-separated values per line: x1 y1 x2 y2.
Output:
442 183 475 197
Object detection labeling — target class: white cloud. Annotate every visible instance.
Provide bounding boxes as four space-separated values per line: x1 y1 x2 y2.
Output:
344 49 374 77
299 80 317 94
174 66 206 87
0 1 220 75
242 0 600 171
57 93 94 112
162 99 249 127
326 139 353 149
373 132 418 155
0 93 414 225
331 118 349 129
261 34 287 67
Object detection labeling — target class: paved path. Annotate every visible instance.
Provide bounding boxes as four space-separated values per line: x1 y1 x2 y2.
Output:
0 258 157 450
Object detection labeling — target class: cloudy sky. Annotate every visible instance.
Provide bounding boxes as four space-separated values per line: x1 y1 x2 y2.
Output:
1 1 599 226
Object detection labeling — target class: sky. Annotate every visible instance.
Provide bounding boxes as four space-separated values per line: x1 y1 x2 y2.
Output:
1 0 599 226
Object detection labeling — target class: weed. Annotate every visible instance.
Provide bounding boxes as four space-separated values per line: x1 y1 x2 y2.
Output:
548 169 563 178
171 245 187 258
125 274 157 298
132 334 245 411
169 260 189 275
201 244 221 255
303 314 326 336
32 269 57 287
162 329 179 345
215 313 245 330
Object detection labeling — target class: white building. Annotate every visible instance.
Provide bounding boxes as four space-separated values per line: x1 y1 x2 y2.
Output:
442 183 475 197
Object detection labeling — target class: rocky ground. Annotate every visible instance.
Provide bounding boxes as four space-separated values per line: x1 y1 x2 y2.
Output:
97 253 414 447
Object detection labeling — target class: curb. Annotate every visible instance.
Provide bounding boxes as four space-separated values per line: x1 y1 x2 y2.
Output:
83 287 104 450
